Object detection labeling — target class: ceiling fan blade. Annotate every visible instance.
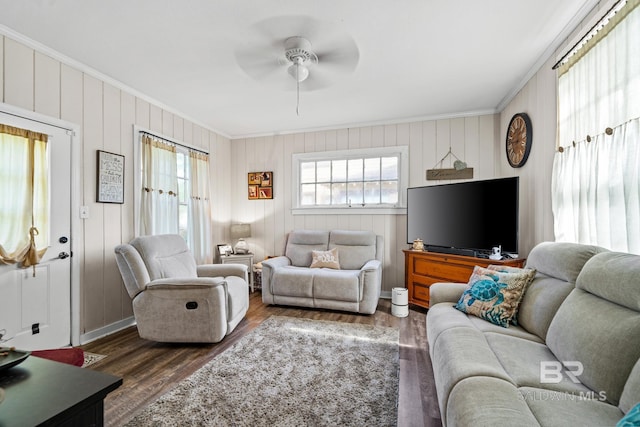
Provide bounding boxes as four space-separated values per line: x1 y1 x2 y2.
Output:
235 47 284 81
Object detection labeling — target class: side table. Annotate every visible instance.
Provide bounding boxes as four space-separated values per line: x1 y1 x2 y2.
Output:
220 253 255 292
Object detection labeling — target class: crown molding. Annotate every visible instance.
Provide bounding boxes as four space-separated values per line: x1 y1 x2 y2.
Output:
496 0 600 113
230 108 498 140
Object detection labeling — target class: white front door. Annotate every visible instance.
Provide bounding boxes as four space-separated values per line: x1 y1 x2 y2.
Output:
0 111 73 350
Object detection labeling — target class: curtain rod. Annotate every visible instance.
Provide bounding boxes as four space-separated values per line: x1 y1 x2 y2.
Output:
140 130 209 155
552 0 627 70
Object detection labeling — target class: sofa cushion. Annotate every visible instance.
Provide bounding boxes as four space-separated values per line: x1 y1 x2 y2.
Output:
272 266 314 298
516 242 606 340
454 266 536 327
328 230 377 270
285 230 330 267
310 248 340 269
313 269 360 302
430 326 514 420
525 241 606 283
427 303 543 350
486 332 593 395
520 386 623 427
576 251 640 311
447 377 540 427
546 289 640 406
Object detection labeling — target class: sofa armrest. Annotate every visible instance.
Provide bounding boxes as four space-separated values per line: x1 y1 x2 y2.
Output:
429 282 467 305
360 259 381 271
261 256 291 304
358 259 382 314
145 277 227 290
197 264 248 281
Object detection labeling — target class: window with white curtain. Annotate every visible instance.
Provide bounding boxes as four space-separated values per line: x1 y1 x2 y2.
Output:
0 124 49 268
136 129 213 263
552 0 640 254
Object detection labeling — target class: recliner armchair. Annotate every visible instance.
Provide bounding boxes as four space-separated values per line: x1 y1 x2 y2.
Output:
114 234 249 343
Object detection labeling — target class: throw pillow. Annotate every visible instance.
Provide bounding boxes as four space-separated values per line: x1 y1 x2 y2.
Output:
617 402 640 427
487 264 538 325
310 248 340 269
454 265 536 328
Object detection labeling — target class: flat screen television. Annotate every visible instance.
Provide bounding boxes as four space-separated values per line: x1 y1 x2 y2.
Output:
406 177 519 256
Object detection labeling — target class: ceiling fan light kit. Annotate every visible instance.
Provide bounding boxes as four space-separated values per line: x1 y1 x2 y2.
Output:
284 37 318 116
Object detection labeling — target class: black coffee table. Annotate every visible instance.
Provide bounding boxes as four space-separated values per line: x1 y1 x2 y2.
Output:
0 355 122 426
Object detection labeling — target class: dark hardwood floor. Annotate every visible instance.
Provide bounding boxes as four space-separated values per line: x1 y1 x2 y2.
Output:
81 292 442 427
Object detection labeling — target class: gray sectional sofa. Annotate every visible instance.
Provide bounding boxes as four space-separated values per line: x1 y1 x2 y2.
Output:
427 241 640 426
261 230 383 314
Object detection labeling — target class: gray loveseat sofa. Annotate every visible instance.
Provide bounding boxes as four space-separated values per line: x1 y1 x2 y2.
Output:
427 241 640 426
261 230 383 314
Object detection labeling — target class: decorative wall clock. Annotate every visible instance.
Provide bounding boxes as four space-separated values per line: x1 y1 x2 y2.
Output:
505 113 532 168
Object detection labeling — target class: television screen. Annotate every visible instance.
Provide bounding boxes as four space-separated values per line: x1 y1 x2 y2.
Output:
406 177 519 255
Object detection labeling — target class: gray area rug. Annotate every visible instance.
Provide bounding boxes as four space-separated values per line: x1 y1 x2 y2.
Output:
125 316 400 426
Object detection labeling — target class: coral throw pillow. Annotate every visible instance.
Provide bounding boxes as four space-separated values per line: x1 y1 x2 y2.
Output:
310 248 340 269
455 265 536 327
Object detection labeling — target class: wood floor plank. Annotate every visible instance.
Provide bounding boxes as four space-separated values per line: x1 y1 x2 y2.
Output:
81 293 441 426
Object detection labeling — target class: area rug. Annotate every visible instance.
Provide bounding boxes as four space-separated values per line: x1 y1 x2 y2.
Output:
82 351 107 368
125 316 400 426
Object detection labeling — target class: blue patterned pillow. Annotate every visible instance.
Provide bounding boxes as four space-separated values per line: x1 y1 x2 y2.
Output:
455 265 536 328
617 402 640 427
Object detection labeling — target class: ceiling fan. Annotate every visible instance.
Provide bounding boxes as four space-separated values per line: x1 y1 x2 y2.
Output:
234 15 360 115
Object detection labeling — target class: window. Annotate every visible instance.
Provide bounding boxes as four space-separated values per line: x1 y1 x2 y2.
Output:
292 146 408 214
135 128 212 262
0 125 49 266
552 0 640 254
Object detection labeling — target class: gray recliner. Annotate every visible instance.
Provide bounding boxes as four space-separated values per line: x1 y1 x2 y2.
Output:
114 234 249 343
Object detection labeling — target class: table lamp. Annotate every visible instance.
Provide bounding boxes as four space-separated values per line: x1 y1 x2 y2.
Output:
230 223 252 254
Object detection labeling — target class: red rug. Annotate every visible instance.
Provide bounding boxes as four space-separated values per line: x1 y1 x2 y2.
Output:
31 347 85 367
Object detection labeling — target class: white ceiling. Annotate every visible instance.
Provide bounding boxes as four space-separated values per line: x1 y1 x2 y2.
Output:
0 0 596 139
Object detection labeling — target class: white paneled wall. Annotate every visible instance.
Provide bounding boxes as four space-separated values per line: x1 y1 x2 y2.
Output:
230 115 499 293
2 4 599 335
1 35 232 337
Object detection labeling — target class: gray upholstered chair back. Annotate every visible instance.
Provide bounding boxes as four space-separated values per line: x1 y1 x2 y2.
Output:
329 230 382 270
547 251 640 407
517 242 606 340
130 234 198 280
284 230 330 267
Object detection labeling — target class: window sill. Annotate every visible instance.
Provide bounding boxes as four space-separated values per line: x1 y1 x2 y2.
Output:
292 207 407 215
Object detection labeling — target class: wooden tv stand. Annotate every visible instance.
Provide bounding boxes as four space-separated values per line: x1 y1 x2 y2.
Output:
403 249 526 309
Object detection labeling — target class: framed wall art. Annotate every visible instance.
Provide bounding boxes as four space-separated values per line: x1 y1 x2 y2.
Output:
97 150 125 204
248 171 273 200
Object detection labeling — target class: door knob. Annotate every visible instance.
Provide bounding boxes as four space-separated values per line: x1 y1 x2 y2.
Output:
58 252 70 259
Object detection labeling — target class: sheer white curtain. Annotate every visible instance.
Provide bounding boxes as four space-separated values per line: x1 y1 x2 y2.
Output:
188 150 212 263
139 134 179 236
0 124 49 268
552 0 640 254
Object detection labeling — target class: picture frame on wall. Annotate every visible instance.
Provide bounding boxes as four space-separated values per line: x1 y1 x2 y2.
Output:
96 150 125 204
248 171 273 200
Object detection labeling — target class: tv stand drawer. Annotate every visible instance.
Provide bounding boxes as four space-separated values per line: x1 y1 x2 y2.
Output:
403 250 526 309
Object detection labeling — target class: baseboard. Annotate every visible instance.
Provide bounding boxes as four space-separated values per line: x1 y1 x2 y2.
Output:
80 316 136 345
380 291 392 299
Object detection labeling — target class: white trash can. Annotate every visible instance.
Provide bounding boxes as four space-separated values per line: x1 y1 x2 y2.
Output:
391 287 409 317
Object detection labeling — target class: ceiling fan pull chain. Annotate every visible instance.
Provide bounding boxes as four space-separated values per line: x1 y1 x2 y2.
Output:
296 63 301 116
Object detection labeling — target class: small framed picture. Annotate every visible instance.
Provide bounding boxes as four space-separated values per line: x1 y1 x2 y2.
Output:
217 244 232 256
97 150 125 203
248 171 273 200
